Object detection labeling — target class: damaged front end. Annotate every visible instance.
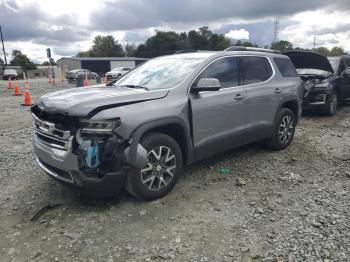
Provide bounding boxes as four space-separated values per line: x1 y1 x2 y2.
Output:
76 117 148 175
31 105 148 195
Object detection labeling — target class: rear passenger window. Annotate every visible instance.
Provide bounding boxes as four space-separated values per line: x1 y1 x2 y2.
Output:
195 57 239 88
240 56 273 85
274 58 298 77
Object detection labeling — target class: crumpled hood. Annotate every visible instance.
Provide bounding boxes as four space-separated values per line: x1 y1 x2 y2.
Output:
38 84 169 116
284 51 334 73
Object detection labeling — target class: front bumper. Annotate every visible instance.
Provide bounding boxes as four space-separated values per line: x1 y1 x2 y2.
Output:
33 134 129 196
302 90 330 110
31 111 148 196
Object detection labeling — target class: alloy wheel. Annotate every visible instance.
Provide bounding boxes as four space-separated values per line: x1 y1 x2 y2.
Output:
141 146 177 191
278 115 294 144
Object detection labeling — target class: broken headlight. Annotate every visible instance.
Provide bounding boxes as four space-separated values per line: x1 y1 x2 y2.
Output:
80 118 121 134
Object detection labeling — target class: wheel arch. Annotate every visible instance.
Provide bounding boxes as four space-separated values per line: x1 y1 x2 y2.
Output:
129 118 194 165
276 98 300 124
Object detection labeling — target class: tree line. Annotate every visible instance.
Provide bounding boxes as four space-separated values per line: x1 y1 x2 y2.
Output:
77 26 347 58
1 26 347 73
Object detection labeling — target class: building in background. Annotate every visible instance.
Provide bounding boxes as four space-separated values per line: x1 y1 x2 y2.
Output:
56 57 148 74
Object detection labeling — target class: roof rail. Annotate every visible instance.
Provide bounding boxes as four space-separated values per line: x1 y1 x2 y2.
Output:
225 46 281 54
174 49 198 54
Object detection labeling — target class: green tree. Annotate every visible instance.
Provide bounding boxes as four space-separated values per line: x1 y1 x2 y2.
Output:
0 57 4 66
134 27 231 58
10 50 36 72
329 47 345 56
209 33 230 50
314 47 330 56
271 40 293 52
125 43 136 57
77 35 125 57
77 50 93 57
91 35 124 56
235 40 258 47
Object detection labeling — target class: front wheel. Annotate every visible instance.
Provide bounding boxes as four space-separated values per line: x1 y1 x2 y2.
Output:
267 108 296 150
125 133 183 201
325 92 337 116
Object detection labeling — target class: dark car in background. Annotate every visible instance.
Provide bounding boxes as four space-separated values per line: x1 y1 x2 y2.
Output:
285 51 350 116
65 69 98 83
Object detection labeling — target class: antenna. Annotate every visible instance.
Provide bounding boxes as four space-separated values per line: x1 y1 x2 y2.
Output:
273 19 280 43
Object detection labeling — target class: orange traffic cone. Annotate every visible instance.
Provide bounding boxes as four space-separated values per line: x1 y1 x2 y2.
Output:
83 73 89 87
13 82 21 96
8 79 13 89
22 82 33 106
48 75 52 84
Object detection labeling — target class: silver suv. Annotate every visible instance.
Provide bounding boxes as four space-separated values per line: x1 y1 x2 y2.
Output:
31 51 302 200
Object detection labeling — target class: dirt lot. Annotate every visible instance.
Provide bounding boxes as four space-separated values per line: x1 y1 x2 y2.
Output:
0 79 349 262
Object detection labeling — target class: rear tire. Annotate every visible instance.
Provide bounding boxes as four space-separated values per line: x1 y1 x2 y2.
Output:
125 133 183 201
267 108 296 151
325 92 337 116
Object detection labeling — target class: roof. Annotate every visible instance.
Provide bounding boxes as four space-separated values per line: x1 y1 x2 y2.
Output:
57 57 147 62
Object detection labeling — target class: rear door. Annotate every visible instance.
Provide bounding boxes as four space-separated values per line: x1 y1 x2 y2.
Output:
239 56 280 143
190 56 247 160
338 75 350 99
337 57 350 100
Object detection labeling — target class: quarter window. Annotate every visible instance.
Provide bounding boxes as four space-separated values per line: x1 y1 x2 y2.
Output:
194 57 239 88
240 56 273 85
274 57 298 77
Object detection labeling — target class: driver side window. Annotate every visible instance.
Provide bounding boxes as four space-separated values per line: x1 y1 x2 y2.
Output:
193 57 239 88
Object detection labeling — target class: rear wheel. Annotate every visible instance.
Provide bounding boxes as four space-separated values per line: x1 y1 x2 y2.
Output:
125 133 183 201
267 108 296 150
325 92 337 116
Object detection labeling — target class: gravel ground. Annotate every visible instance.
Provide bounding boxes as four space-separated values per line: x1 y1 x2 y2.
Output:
0 79 349 262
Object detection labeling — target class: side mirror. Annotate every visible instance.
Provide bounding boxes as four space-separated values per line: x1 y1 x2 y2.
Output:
341 67 350 78
191 78 221 93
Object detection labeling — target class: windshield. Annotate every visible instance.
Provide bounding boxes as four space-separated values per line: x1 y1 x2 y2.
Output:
296 68 332 77
115 56 205 90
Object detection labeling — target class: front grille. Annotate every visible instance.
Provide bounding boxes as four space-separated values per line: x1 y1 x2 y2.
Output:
32 112 73 151
37 158 74 183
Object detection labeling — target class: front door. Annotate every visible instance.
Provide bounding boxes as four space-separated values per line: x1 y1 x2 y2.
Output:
189 56 247 160
338 68 350 100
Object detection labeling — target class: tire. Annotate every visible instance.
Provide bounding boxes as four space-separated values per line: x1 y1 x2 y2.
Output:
325 92 337 116
267 108 296 151
125 133 183 201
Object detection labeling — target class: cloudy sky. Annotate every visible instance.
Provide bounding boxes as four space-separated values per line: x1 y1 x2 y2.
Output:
0 0 350 63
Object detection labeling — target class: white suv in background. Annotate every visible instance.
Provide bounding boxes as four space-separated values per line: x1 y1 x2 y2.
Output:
105 67 133 80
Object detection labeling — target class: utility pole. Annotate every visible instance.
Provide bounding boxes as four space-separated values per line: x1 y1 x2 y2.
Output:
273 19 280 43
313 35 316 50
0 25 7 65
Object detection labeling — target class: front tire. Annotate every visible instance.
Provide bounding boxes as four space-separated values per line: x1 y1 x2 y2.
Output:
125 133 183 201
267 108 296 150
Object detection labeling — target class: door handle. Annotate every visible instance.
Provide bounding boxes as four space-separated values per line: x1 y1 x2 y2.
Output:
274 88 282 94
234 94 246 100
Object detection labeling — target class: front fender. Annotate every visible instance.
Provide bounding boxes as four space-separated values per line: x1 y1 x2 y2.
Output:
128 117 194 165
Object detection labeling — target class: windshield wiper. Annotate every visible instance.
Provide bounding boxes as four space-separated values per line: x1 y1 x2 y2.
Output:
120 85 149 91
